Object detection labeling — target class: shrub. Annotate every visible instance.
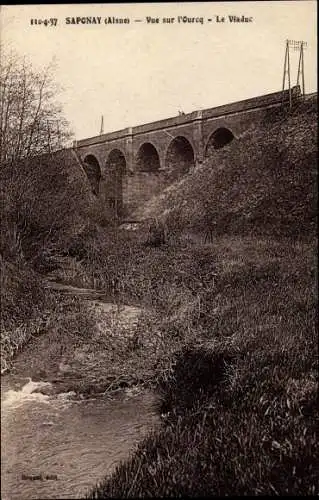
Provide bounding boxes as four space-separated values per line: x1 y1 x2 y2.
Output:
0 149 92 265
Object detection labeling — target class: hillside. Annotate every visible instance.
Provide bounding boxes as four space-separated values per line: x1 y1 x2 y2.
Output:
86 95 317 499
132 95 317 239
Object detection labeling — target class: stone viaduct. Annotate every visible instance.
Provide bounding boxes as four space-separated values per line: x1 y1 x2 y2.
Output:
73 86 300 216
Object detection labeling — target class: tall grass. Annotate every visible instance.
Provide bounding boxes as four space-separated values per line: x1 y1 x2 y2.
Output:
88 236 317 497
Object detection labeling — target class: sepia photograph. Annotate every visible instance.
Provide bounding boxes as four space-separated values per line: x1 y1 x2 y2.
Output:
0 1 317 498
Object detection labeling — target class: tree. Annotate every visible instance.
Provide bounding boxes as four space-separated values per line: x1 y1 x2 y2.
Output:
0 48 91 264
0 47 73 166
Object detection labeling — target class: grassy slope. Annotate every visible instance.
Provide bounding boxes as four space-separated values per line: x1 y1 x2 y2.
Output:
132 96 317 240
87 236 317 497
87 97 318 497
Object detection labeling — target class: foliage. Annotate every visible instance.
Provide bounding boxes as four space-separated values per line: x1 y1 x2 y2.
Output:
0 149 92 267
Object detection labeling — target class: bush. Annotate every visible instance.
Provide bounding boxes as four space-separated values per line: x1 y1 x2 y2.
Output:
0 149 92 265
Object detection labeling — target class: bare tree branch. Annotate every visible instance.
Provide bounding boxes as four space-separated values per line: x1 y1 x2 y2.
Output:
0 48 73 165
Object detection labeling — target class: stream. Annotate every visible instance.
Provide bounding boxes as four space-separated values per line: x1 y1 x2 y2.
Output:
1 293 161 499
1 374 160 500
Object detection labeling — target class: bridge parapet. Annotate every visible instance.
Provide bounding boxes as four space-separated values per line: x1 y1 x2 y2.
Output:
77 86 300 148
77 127 132 147
203 86 300 119
132 109 200 135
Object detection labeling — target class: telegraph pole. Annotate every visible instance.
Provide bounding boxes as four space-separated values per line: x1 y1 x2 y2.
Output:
296 41 307 96
99 115 104 135
282 40 291 107
282 39 307 107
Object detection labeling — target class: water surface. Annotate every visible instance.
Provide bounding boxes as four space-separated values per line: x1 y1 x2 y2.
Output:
1 377 160 499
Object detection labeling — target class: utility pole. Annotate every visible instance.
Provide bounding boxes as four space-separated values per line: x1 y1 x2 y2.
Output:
100 115 104 135
282 39 307 107
296 41 307 96
282 39 292 107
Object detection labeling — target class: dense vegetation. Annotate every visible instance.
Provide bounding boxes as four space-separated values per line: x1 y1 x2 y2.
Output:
86 234 317 497
0 149 96 372
86 97 317 497
1 89 317 496
0 50 91 373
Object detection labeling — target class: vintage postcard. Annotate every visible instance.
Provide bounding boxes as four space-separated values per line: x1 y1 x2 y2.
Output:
1 2 317 499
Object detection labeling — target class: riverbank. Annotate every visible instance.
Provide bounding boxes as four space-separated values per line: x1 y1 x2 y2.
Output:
3 234 316 399
86 233 317 497
2 231 317 496
2 95 316 402
5 296 155 397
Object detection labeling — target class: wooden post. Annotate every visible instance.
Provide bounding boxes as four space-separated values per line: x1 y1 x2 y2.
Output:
100 115 104 135
282 41 288 92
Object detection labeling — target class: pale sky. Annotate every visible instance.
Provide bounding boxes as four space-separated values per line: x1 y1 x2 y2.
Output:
1 2 317 140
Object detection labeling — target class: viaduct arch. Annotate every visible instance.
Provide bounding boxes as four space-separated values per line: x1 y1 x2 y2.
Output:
205 127 235 158
165 136 195 181
136 142 161 172
83 154 101 196
105 149 126 214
